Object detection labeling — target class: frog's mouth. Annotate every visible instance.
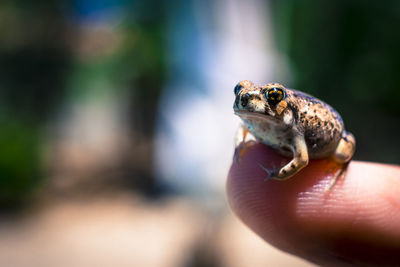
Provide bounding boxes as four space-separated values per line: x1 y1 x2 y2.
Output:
234 110 279 122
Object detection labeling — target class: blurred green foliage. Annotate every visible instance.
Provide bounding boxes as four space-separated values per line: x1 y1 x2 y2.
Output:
0 0 70 207
0 0 166 205
123 2 166 135
271 0 400 163
0 118 42 206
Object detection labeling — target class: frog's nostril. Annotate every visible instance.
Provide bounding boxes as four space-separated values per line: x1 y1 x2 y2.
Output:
241 93 250 107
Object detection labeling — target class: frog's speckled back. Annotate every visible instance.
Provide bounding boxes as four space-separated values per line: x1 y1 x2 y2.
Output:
285 88 344 157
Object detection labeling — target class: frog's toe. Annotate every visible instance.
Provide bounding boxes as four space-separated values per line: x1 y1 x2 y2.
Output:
258 163 279 181
325 163 349 191
234 141 256 164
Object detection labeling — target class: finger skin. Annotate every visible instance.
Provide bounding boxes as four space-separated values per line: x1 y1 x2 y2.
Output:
227 143 400 266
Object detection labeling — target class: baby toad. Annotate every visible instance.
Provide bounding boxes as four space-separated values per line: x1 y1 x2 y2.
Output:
233 80 355 187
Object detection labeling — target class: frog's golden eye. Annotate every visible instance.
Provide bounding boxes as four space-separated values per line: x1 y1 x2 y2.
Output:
266 88 285 105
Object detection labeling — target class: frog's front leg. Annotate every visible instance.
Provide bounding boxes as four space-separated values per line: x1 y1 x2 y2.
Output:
261 134 309 180
234 124 257 163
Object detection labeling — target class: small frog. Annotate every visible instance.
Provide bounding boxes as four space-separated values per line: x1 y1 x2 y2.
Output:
233 80 355 187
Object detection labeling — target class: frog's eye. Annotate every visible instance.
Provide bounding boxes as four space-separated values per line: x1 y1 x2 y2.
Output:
266 88 285 105
234 84 242 95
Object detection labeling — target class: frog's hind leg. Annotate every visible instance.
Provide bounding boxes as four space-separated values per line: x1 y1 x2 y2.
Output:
326 131 356 191
334 131 356 164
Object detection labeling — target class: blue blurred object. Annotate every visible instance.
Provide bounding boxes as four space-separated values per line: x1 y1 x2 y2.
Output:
68 0 127 22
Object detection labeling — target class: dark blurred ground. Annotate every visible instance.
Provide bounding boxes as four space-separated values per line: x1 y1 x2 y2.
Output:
0 1 399 266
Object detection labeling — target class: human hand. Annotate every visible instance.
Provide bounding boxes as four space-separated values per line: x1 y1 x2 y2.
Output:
227 143 400 266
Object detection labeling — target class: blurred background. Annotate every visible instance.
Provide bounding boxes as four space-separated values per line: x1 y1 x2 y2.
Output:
0 0 399 266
